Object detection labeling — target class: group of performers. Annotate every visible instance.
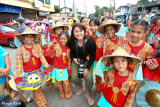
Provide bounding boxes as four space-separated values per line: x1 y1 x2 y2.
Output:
0 16 160 107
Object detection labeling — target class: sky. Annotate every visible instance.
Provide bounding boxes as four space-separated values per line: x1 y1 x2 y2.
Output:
54 0 152 16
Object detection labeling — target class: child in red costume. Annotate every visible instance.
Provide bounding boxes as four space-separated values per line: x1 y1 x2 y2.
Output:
97 47 140 107
50 32 72 100
49 21 69 45
89 18 106 95
96 19 126 86
15 27 52 107
122 20 154 72
40 32 55 91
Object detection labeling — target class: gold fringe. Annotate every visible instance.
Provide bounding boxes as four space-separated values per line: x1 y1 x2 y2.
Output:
111 93 118 103
63 56 66 63
32 58 36 65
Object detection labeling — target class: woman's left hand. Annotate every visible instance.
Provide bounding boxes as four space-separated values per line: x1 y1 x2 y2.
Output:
83 69 89 77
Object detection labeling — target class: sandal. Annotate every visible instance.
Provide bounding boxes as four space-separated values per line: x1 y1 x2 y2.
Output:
26 97 33 103
76 86 85 95
85 95 94 106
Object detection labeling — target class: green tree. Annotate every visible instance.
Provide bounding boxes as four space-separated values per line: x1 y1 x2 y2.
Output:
88 13 94 19
100 6 109 16
54 5 60 13
89 5 113 18
94 5 100 17
137 0 149 4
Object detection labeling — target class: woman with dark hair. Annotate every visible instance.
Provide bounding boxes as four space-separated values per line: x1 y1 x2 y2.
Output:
68 23 96 105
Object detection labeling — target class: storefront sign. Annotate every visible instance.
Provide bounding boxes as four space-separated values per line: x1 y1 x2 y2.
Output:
35 0 43 8
38 11 49 16
0 4 22 13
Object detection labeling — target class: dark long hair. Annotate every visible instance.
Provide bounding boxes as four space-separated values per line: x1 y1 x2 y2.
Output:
80 17 88 23
131 20 149 32
89 18 100 27
70 23 91 40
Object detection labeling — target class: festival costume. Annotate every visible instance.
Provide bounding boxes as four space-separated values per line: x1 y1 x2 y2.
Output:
121 41 160 107
15 27 52 107
122 41 154 71
98 68 138 107
41 44 55 91
91 33 106 94
50 43 72 99
103 37 124 56
95 20 122 77
97 47 141 107
16 44 49 107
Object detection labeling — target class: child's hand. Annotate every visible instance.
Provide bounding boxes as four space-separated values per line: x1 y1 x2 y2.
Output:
121 37 128 43
44 67 54 74
155 42 159 49
146 59 159 71
47 42 54 51
0 68 9 77
110 45 117 51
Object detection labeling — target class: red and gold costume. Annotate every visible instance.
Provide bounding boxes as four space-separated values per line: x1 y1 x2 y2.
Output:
99 68 138 107
91 33 106 94
122 41 154 72
51 43 72 99
103 37 124 56
42 44 55 91
16 44 49 107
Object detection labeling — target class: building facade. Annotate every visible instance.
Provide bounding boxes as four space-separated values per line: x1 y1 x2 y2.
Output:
0 0 55 23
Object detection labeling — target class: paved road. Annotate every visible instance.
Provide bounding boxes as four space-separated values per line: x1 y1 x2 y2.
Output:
2 45 101 107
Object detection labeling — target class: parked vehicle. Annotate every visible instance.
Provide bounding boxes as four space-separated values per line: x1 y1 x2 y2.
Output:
0 24 19 48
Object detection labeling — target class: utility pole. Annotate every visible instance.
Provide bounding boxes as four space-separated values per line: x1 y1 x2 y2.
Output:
114 0 115 10
86 6 87 17
84 0 85 14
109 1 111 17
64 0 66 14
72 0 74 16
58 0 61 14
